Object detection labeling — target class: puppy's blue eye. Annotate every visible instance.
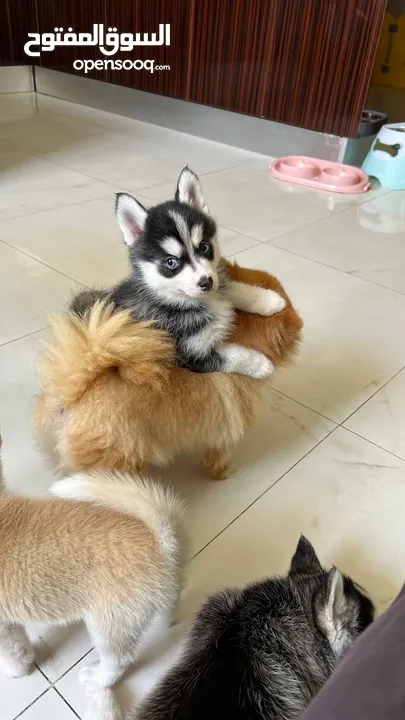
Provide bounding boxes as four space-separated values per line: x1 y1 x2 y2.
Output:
199 242 210 255
164 257 180 270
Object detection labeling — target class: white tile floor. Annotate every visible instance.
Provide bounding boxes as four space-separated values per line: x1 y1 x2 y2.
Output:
1 92 405 718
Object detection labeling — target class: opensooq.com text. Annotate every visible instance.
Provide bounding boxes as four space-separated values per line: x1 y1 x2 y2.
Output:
73 59 170 74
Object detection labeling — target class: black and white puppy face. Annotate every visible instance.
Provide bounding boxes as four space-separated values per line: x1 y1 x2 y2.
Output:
116 167 220 303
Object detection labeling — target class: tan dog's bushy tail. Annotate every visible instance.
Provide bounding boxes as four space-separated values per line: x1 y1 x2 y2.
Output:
52 470 185 558
39 301 175 407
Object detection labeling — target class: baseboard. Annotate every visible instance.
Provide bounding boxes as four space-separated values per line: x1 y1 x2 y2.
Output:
35 67 353 160
0 66 34 93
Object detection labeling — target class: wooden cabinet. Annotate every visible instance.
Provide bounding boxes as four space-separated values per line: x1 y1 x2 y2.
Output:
0 0 36 65
2 0 387 137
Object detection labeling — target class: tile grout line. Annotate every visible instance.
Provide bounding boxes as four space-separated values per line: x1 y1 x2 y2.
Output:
216 185 397 297
268 367 405 460
35 154 126 192
270 364 405 433
35 155 267 198
267 237 405 297
0 237 87 289
255 183 403 297
217 203 358 248
0 223 262 307
12 688 50 720
0 326 50 349
266 385 338 425
0 190 117 226
342 426 405 463
219 225 267 244
0 161 262 256
34 662 53 686
35 647 94 686
53 687 81 719
341 364 405 426
218 201 366 251
190 424 339 561
218 194 376 248
129 157 268 193
225 240 266 259
12 685 81 720
190 406 405 564
43 137 389 220
31 648 95 719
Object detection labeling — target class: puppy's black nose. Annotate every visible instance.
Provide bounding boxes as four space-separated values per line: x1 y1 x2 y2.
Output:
197 275 213 291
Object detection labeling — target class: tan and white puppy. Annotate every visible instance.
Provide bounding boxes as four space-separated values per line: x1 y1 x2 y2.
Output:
0 435 184 691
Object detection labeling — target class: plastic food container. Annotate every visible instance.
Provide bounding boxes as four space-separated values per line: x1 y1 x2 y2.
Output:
269 156 370 194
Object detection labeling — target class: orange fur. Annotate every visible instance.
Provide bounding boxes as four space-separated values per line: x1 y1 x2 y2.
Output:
35 263 302 479
225 260 303 364
42 301 174 405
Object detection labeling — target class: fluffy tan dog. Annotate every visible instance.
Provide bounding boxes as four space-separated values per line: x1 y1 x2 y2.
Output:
0 436 183 690
35 262 302 480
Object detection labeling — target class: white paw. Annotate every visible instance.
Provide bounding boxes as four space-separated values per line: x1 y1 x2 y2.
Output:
252 289 286 316
220 344 274 378
244 350 274 379
0 650 34 678
79 661 122 691
80 663 106 692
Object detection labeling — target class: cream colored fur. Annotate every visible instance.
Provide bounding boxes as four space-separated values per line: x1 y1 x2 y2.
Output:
0 439 184 691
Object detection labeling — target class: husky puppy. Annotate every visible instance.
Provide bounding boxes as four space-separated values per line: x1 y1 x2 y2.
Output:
112 167 286 377
85 537 374 720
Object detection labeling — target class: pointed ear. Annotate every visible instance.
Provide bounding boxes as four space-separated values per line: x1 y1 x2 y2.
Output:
175 166 209 213
115 193 147 247
325 568 346 623
289 536 323 576
316 567 348 654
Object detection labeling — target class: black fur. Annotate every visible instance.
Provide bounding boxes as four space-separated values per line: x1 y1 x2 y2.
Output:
69 168 275 378
69 288 110 318
136 537 374 720
125 200 217 273
70 200 232 373
108 258 230 373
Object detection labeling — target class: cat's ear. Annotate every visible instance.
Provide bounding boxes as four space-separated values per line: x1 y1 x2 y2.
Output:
175 166 209 213
289 536 323 576
115 193 147 247
315 567 349 655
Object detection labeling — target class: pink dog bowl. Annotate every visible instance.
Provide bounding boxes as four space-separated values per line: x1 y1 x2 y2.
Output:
269 156 370 194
